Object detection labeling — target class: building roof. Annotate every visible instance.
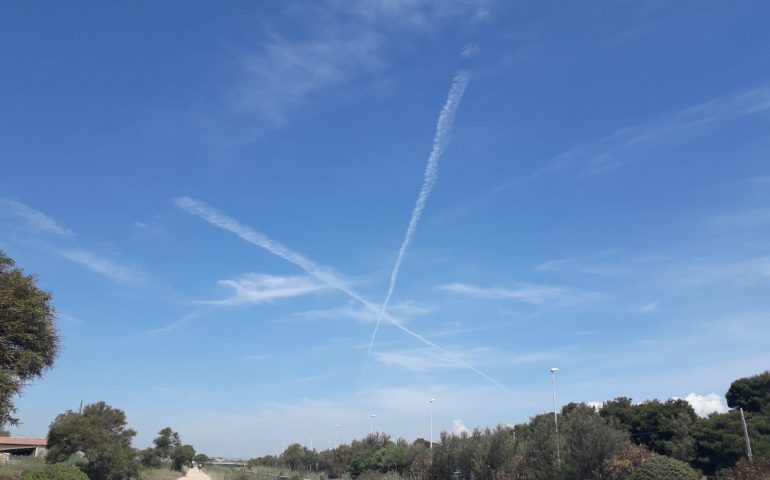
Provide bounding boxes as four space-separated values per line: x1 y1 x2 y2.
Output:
0 438 47 447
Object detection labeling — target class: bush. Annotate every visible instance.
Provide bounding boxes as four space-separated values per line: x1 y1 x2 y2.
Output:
22 464 89 480
721 457 770 480
627 456 699 480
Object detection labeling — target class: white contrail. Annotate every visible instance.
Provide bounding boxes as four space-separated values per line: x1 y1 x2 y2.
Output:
365 70 471 366
174 196 509 391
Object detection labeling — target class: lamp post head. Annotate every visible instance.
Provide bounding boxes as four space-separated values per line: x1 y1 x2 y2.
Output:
430 398 435 403
550 367 559 373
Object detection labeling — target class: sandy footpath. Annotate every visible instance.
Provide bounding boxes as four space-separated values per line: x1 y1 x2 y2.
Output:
178 467 211 480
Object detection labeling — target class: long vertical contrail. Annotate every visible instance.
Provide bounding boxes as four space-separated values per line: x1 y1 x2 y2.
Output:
365 71 471 365
174 196 509 392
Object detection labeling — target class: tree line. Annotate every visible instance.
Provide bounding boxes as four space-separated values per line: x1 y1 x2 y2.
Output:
45 401 207 480
249 371 770 480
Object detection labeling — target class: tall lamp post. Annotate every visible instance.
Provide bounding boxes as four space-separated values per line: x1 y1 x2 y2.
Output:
550 368 561 467
429 398 435 450
370 414 376 434
311 431 315 451
335 424 340 449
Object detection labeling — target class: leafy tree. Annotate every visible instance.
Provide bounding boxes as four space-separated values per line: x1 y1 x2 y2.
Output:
194 454 210 465
560 403 627 480
627 456 699 480
172 444 195 470
520 413 560 480
726 371 770 414
0 250 61 427
46 401 139 480
601 398 697 462
139 447 162 468
153 427 181 462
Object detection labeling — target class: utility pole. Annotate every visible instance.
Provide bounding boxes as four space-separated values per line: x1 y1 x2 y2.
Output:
78 400 83 415
550 368 561 467
740 408 753 461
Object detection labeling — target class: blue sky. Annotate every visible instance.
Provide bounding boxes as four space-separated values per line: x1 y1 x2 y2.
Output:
2 0 770 458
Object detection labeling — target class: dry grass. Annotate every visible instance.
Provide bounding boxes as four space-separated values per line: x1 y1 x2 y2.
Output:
0 457 47 480
140 468 183 480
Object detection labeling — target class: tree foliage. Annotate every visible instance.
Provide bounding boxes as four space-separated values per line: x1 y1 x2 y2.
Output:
726 371 770 414
0 250 60 427
46 401 139 480
172 444 195 471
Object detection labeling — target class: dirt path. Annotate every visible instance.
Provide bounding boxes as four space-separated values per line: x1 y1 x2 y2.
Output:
178 467 211 480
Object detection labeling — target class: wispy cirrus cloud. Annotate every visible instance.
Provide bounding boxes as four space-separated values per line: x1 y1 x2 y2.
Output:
374 346 556 372
202 273 329 306
437 282 580 305
175 196 510 391
150 312 198 334
219 0 489 133
232 28 384 127
0 198 73 236
298 300 433 324
59 249 146 285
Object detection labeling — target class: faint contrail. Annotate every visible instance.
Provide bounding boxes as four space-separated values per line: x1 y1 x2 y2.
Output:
174 196 509 391
365 71 471 366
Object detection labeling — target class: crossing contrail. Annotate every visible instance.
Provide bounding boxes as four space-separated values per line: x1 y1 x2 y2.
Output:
174 196 509 392
365 70 471 366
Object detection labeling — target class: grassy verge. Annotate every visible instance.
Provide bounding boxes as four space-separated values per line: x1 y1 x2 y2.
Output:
140 468 183 480
0 457 47 480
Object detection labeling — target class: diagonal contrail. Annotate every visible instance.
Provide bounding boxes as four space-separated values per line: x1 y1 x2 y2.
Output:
365 71 471 366
174 196 509 392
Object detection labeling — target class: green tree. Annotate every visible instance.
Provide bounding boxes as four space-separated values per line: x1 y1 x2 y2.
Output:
172 444 195 471
46 401 139 480
560 403 627 480
153 427 181 462
601 398 697 462
193 454 210 466
0 250 61 427
726 371 770 414
139 447 162 468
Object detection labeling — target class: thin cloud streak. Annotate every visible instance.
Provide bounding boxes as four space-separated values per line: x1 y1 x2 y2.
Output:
201 273 328 306
437 282 566 304
367 70 471 366
59 249 145 285
0 198 73 236
174 196 510 392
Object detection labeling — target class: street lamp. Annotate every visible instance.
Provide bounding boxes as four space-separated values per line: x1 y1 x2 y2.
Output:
550 368 560 467
370 414 376 434
311 431 315 450
429 398 435 450
335 424 340 449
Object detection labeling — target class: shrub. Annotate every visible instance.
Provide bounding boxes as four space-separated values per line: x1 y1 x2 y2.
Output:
599 443 657 480
627 456 699 480
721 457 770 480
22 464 89 480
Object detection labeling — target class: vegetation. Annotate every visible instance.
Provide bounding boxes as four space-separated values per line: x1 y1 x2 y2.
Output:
22 464 88 480
47 401 139 480
0 457 47 480
626 456 699 480
0 250 61 428
245 371 770 480
139 427 199 471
